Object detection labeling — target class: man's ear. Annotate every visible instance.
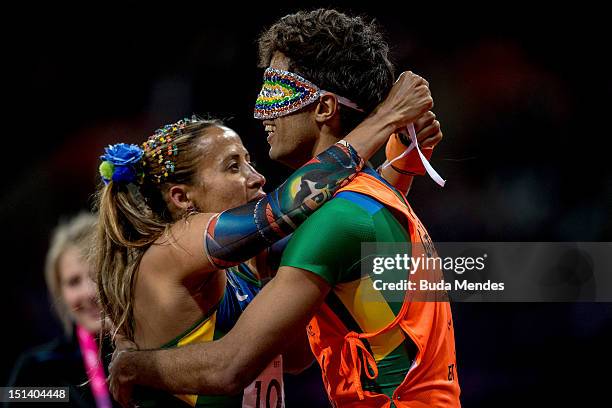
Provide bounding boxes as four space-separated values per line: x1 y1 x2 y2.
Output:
314 94 339 124
168 184 194 212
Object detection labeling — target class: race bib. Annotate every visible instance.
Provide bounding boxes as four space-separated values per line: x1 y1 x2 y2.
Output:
242 354 284 408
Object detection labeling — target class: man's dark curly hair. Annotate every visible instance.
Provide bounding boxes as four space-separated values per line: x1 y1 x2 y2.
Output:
258 9 395 134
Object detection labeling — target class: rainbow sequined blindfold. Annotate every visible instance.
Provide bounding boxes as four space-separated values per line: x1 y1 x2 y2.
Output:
254 68 364 120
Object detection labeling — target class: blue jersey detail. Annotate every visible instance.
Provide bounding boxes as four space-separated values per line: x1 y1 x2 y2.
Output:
216 263 261 333
335 191 384 215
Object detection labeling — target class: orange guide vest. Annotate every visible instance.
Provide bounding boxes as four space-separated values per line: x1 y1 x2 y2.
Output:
307 172 461 407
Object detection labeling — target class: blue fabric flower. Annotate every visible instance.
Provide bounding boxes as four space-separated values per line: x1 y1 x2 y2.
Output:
112 165 137 184
100 143 144 166
99 143 144 185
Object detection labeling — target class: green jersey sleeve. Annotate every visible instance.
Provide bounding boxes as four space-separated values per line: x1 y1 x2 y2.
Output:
279 196 376 285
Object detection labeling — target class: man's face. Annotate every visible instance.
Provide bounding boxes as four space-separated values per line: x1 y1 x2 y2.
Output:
260 52 319 169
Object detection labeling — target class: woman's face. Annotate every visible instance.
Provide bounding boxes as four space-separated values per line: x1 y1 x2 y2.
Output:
190 126 266 213
59 246 102 333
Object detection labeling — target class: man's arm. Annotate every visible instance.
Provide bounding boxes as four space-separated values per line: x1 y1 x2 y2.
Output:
110 265 330 406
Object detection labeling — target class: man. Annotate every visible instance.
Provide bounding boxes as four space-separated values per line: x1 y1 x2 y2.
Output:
111 9 460 407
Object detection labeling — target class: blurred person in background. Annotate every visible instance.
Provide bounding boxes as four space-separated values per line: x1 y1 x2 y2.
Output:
6 212 117 408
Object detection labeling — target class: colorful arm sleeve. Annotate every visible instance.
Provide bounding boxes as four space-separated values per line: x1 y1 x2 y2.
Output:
204 141 363 268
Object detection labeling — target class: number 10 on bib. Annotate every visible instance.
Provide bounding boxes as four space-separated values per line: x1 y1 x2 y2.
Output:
242 355 284 408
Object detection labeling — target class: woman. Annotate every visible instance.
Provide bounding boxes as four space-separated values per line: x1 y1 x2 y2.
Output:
7 213 116 408
94 72 437 406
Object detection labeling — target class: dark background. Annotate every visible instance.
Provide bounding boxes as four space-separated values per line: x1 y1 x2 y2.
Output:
3 1 612 406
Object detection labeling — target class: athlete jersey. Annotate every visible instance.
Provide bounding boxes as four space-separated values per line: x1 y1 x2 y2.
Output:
136 264 283 408
280 167 460 407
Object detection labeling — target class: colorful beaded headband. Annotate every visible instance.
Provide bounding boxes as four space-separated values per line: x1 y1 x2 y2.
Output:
141 118 196 184
254 68 364 120
99 118 200 186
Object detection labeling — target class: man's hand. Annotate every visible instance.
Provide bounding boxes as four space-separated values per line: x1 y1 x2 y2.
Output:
374 71 434 131
343 71 433 161
108 334 138 408
411 110 443 149
381 110 443 194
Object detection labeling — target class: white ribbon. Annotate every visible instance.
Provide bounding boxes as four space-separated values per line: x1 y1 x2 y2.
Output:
320 90 365 112
381 123 446 187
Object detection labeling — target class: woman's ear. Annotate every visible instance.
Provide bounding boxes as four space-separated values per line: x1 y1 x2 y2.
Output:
168 184 193 212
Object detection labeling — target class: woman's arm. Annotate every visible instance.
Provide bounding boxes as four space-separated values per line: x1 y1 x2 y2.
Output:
145 141 364 281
